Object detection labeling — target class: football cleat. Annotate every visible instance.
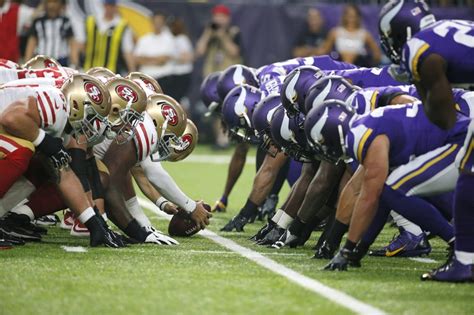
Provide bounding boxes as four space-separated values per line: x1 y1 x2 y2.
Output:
313 241 337 259
256 226 285 246
0 214 42 241
369 230 431 257
70 218 90 237
271 229 300 249
421 258 474 283
258 194 278 221
0 239 13 250
250 220 276 242
212 198 227 213
60 210 75 230
220 214 249 232
0 231 25 245
34 214 60 226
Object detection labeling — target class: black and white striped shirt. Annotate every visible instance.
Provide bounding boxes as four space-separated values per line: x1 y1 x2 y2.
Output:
28 15 73 63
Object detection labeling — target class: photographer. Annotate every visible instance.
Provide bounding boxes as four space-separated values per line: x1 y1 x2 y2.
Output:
196 4 242 149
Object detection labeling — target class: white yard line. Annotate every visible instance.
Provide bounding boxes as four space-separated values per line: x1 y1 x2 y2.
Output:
409 257 438 264
188 249 307 257
61 246 88 253
182 154 256 165
139 197 386 315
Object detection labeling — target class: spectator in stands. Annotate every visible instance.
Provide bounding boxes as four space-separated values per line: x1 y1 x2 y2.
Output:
320 4 381 66
168 17 194 104
0 0 34 62
292 8 327 58
24 0 78 67
134 10 175 92
196 4 242 149
80 0 135 75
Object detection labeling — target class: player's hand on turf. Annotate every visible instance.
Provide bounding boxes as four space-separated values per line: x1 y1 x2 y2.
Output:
324 248 350 271
220 213 249 232
144 229 179 245
163 202 179 215
190 201 212 230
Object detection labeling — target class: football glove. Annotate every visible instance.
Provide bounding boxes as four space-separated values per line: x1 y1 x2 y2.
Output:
271 229 299 249
256 226 285 246
220 214 249 232
144 228 179 245
250 220 276 242
387 64 411 83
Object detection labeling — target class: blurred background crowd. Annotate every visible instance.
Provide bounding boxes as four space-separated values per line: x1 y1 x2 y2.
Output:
1 0 473 148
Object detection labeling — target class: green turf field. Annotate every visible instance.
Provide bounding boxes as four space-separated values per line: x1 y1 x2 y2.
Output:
1 145 473 315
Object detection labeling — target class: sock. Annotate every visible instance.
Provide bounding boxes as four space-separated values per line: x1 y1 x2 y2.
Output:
271 209 284 223
10 204 34 221
288 217 305 237
391 211 423 236
326 219 348 248
77 207 95 224
455 251 474 265
0 148 33 197
126 197 151 227
383 187 454 242
124 219 149 242
220 195 228 205
240 199 259 218
277 211 294 229
454 173 474 253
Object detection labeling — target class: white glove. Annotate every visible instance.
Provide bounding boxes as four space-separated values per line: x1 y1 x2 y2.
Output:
387 64 411 83
144 227 179 245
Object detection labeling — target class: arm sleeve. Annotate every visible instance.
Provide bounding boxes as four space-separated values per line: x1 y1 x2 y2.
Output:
140 157 196 212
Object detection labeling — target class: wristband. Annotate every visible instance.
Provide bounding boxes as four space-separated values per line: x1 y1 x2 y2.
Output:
156 197 169 211
32 129 46 146
182 198 197 214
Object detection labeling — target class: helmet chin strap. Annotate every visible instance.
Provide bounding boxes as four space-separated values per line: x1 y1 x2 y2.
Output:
337 124 347 162
406 26 412 41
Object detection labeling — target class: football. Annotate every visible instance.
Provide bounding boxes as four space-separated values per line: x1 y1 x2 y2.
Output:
168 204 211 237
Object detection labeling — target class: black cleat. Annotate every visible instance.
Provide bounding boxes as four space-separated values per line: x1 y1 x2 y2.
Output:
0 214 42 241
0 239 13 250
34 214 60 227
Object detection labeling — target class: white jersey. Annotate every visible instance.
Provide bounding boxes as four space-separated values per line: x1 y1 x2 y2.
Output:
94 112 158 163
133 112 159 162
0 68 65 85
0 79 69 138
0 59 20 69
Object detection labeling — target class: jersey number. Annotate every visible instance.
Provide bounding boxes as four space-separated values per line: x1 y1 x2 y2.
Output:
433 20 474 48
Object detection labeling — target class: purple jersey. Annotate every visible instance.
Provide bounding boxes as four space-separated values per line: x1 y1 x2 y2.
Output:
257 56 356 84
259 75 285 97
346 103 469 167
351 85 414 115
331 66 403 88
401 20 474 83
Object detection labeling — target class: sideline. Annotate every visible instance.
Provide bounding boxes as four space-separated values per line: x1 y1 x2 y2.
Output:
139 197 386 315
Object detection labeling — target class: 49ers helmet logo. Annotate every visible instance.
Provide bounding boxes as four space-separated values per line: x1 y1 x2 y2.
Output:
44 59 56 68
176 134 193 152
141 78 156 92
161 104 178 126
84 81 103 104
116 84 138 102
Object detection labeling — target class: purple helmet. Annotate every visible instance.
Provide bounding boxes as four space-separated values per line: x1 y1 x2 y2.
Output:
217 65 259 101
221 84 263 141
304 75 359 114
252 95 282 156
200 71 222 115
304 99 356 164
379 0 436 64
281 65 325 117
269 106 316 162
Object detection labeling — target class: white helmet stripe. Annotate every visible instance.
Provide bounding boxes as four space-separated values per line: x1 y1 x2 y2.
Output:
311 80 332 110
310 106 329 143
232 66 245 84
279 111 293 141
285 70 300 103
234 87 247 116
380 0 404 34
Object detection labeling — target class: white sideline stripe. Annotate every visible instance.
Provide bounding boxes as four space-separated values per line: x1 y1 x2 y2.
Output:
138 197 386 315
188 249 307 257
182 154 256 165
409 257 437 264
61 246 87 253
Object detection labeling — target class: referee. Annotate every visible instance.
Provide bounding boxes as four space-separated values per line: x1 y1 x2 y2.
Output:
24 0 78 67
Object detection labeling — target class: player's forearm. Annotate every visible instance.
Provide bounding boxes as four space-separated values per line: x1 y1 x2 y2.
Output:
281 168 315 218
57 168 92 216
347 192 379 244
425 77 456 130
222 143 248 197
248 154 287 205
131 166 162 203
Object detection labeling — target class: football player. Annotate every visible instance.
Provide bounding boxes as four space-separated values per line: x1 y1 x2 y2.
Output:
379 0 474 281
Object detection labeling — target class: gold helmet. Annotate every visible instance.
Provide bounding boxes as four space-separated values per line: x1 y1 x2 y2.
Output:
61 74 111 144
86 67 117 82
146 93 187 161
126 72 163 95
168 119 198 162
106 77 147 143
23 55 61 69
